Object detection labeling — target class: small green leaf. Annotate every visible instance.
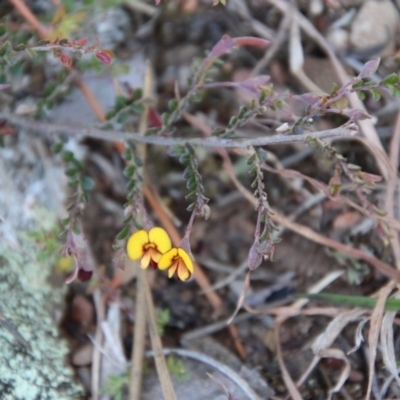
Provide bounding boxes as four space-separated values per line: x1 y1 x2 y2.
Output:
25 47 37 59
106 110 116 120
62 151 74 162
381 72 400 86
331 97 348 109
185 144 195 156
123 165 135 178
247 154 256 165
388 85 400 97
186 202 196 212
357 91 366 101
168 98 179 112
0 24 6 37
52 142 64 154
369 88 381 101
126 180 136 192
330 82 339 94
65 167 80 177
238 106 249 118
162 112 170 126
212 127 225 136
187 177 197 191
13 44 26 52
179 153 190 165
122 148 132 161
116 226 130 240
131 104 143 114
0 41 11 57
115 96 127 110
82 176 95 191
117 111 128 124
228 116 238 128
352 79 364 88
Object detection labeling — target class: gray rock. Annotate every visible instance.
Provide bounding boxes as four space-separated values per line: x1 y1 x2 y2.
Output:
350 0 400 57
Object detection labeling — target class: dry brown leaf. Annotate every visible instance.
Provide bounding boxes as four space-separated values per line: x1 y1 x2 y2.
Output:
366 282 395 400
319 348 351 400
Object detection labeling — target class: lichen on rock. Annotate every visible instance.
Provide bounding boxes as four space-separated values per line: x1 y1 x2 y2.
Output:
0 239 85 400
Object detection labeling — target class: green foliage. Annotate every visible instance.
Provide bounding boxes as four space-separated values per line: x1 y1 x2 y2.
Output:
166 356 189 382
113 141 144 253
105 89 143 126
304 293 400 311
54 141 94 234
25 222 64 267
170 144 209 216
157 308 170 336
101 372 129 400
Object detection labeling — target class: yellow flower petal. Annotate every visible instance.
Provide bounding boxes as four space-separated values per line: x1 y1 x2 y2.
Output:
149 227 172 254
149 247 162 263
177 260 191 281
140 251 151 269
127 230 149 260
158 248 178 270
168 261 178 278
177 248 194 273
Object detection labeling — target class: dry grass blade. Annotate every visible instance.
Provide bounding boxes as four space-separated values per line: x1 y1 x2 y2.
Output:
273 271 345 399
129 61 153 400
295 309 366 389
227 272 251 324
319 348 351 400
141 272 177 400
206 373 232 399
380 309 400 393
271 209 400 282
129 265 147 400
385 109 400 270
101 303 128 387
158 348 262 400
274 320 302 400
289 12 323 93
366 282 396 400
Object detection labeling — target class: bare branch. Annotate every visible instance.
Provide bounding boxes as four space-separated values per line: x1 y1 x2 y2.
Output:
0 112 359 148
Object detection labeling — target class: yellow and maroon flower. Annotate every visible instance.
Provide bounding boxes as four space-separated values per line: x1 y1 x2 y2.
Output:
158 247 194 281
126 227 172 269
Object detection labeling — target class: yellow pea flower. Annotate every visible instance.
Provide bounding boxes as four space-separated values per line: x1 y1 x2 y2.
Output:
158 247 194 281
127 227 172 269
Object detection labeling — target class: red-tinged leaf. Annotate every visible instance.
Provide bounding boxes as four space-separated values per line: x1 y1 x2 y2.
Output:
358 58 380 78
235 75 270 93
148 107 163 128
155 0 161 4
356 171 382 186
95 49 114 65
248 237 262 271
207 35 235 61
72 38 88 47
347 109 371 121
78 268 93 282
200 75 271 94
232 36 271 48
59 52 72 67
